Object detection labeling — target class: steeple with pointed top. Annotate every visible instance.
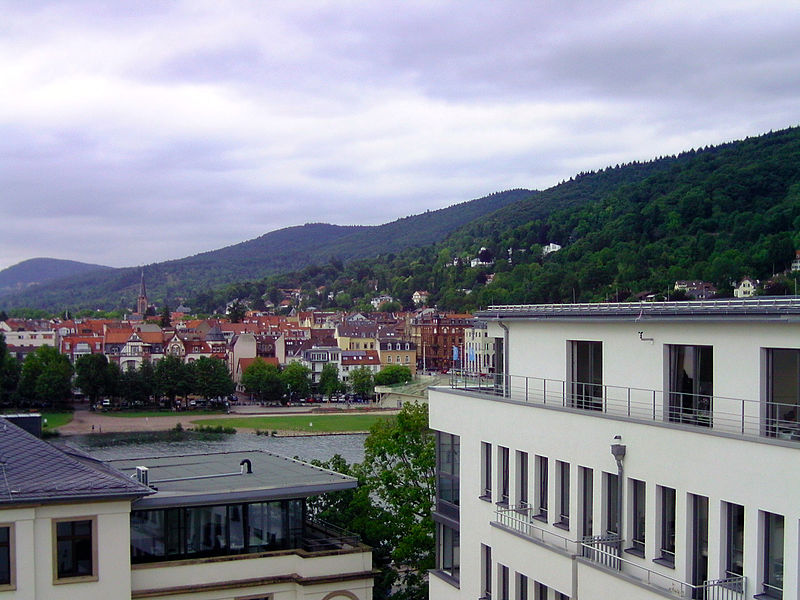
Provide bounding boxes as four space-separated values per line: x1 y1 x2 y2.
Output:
136 270 148 315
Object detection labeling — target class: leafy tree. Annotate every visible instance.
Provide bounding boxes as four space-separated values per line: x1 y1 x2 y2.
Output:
160 304 171 328
349 366 374 398
241 358 285 404
74 353 111 405
281 362 311 400
193 356 234 400
309 403 435 599
227 300 247 323
155 355 192 405
374 364 413 386
0 333 20 405
319 363 344 400
378 300 402 312
18 345 73 407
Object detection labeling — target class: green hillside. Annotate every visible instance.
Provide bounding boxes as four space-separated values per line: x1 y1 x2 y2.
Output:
186 127 800 313
0 190 529 311
0 258 112 297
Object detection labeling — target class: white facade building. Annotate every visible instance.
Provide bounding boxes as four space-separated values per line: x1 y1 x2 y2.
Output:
430 298 800 600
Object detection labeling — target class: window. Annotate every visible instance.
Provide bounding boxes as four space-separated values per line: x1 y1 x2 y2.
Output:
516 451 529 509
481 544 492 599
0 525 13 589
498 564 509 600
436 522 460 580
668 345 713 427
762 511 783 598
535 456 548 521
515 572 528 600
658 486 676 566
724 502 744 578
498 446 510 505
766 348 800 439
534 582 549 600
556 461 570 529
54 518 96 581
437 433 460 511
690 494 709 597
570 341 603 410
387 355 392 363
481 442 492 500
580 467 593 537
629 479 646 556
605 472 619 535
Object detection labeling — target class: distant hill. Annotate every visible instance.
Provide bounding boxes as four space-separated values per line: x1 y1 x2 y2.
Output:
0 190 531 311
0 258 111 297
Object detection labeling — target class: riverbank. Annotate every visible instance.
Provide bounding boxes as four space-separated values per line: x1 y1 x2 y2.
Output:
56 405 399 435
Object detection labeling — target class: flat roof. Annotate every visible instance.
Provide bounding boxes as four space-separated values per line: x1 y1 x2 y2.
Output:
476 297 800 322
107 450 358 509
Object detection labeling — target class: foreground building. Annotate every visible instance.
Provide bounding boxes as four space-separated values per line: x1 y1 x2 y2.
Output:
430 297 800 600
0 417 373 599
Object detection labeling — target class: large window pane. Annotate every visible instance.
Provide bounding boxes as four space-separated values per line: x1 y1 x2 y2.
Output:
668 345 713 427
767 348 800 439
571 341 603 410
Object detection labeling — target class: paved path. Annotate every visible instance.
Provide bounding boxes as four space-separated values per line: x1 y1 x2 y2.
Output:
57 404 397 435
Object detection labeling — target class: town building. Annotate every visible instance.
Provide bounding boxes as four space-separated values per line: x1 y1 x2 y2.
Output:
734 277 760 298
463 320 495 374
378 339 417 374
0 416 374 599
409 312 474 373
430 297 800 600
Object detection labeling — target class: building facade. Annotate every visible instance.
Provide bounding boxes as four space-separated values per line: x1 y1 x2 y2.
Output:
430 298 800 600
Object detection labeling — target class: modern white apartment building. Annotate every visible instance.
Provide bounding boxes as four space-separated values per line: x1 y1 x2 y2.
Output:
429 298 800 600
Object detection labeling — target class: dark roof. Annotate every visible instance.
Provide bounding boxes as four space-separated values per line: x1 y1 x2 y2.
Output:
0 418 152 505
107 450 358 509
476 297 800 322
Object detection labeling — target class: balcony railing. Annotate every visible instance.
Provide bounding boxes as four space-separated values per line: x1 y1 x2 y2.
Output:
494 505 579 554
302 518 362 552
448 371 800 443
579 537 746 599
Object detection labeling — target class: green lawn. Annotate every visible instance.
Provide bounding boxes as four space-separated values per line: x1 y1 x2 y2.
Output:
41 412 74 430
192 413 395 433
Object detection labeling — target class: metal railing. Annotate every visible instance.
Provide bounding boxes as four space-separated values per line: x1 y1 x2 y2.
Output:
448 370 800 444
579 538 746 599
302 518 361 552
494 505 579 554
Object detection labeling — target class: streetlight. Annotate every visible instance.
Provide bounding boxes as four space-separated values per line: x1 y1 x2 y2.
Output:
610 435 626 554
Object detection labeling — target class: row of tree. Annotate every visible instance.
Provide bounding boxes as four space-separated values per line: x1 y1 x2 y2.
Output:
240 359 413 404
0 334 235 410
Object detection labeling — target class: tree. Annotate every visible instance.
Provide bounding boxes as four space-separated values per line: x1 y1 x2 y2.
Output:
0 333 20 406
193 356 234 400
378 300 402 313
155 355 192 405
308 403 435 599
18 345 73 408
374 364 413 387
281 362 311 401
349 366 374 398
227 300 247 323
160 304 171 328
241 358 285 404
75 353 111 405
319 363 344 400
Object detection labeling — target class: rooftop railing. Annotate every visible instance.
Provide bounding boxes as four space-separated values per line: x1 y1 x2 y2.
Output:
448 371 800 443
302 518 362 552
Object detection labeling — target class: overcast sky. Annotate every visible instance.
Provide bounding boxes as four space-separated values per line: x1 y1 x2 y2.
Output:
1 1 799 271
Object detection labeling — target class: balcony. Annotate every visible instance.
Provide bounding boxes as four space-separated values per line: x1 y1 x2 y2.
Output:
302 518 363 552
448 371 800 445
580 537 746 599
494 505 579 554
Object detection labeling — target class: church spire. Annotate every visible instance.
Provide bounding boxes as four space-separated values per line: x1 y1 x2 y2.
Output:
137 270 148 315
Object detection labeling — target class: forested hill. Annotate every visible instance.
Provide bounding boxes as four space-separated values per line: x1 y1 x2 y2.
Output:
0 189 531 311
0 258 111 296
185 126 800 314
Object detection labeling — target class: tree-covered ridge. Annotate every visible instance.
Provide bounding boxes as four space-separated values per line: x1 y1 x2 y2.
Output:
0 190 529 311
184 126 800 313
0 258 112 296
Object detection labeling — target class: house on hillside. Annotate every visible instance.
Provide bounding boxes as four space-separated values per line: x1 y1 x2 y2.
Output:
734 277 759 298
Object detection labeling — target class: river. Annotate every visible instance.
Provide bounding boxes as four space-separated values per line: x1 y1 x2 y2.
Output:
65 431 367 465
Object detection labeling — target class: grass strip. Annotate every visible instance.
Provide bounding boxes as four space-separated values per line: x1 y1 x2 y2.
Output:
192 413 394 433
